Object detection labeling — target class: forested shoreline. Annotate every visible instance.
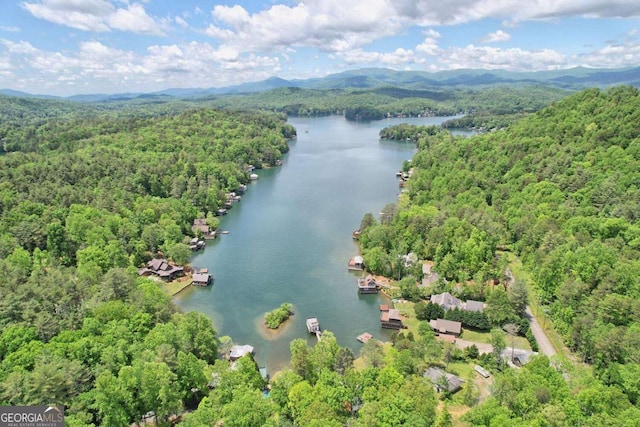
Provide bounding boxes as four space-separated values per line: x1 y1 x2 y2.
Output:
0 98 298 425
358 86 640 424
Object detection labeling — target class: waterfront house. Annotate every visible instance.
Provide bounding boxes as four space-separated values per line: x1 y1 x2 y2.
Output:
192 219 216 239
430 292 463 311
380 309 404 329
424 367 462 393
357 275 379 294
137 258 184 281
430 318 462 336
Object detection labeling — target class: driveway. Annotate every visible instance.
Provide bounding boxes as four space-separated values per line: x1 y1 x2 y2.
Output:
525 306 556 357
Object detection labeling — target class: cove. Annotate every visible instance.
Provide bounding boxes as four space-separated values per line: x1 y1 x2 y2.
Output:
174 115 463 372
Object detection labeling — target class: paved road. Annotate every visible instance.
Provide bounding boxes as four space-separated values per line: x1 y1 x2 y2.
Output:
525 306 556 357
505 267 557 357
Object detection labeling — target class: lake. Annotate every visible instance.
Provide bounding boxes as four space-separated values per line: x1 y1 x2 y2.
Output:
174 115 465 372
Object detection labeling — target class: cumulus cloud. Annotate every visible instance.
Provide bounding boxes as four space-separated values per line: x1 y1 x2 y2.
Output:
416 29 441 55
435 45 567 70
206 0 402 53
21 0 165 35
339 47 422 65
482 30 511 43
200 0 640 57
0 37 282 94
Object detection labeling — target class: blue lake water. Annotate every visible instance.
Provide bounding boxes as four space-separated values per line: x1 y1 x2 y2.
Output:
174 115 465 372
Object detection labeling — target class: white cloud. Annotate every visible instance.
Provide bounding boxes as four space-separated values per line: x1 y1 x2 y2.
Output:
416 30 441 55
175 16 189 28
106 3 165 36
579 39 640 68
21 0 165 35
482 30 511 43
206 0 402 53
0 26 21 32
0 37 283 94
200 0 640 58
339 47 422 65
436 45 566 70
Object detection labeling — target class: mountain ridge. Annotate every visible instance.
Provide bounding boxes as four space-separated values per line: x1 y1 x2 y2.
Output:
2 66 639 102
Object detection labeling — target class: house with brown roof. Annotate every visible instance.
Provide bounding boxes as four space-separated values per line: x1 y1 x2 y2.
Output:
192 270 213 286
380 309 404 329
138 258 184 281
429 318 462 336
192 219 216 239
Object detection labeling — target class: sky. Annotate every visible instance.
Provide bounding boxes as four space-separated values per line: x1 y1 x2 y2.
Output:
0 0 639 96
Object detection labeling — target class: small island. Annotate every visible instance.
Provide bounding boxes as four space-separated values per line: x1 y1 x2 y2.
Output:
264 302 294 329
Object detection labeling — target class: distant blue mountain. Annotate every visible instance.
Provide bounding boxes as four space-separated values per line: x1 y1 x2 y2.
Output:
3 66 640 101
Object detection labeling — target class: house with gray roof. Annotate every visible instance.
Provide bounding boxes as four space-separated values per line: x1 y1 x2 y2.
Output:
430 292 462 311
424 367 462 393
463 300 485 312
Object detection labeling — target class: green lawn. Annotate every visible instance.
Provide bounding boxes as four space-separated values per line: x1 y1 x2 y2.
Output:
162 276 192 296
461 328 531 351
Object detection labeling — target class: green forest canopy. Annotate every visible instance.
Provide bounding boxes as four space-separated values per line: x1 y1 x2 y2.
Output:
1 86 640 426
363 85 640 378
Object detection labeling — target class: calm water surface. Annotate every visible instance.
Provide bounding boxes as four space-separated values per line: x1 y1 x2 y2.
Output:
174 115 463 372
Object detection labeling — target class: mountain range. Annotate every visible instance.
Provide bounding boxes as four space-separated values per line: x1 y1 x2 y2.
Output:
2 66 640 102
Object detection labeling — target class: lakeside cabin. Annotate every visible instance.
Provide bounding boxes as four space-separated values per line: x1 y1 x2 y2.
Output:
348 256 364 271
191 269 213 286
357 275 379 294
192 219 217 239
138 258 184 281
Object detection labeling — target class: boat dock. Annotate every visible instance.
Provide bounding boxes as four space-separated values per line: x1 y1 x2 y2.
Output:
306 317 322 341
356 332 373 343
357 275 379 294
